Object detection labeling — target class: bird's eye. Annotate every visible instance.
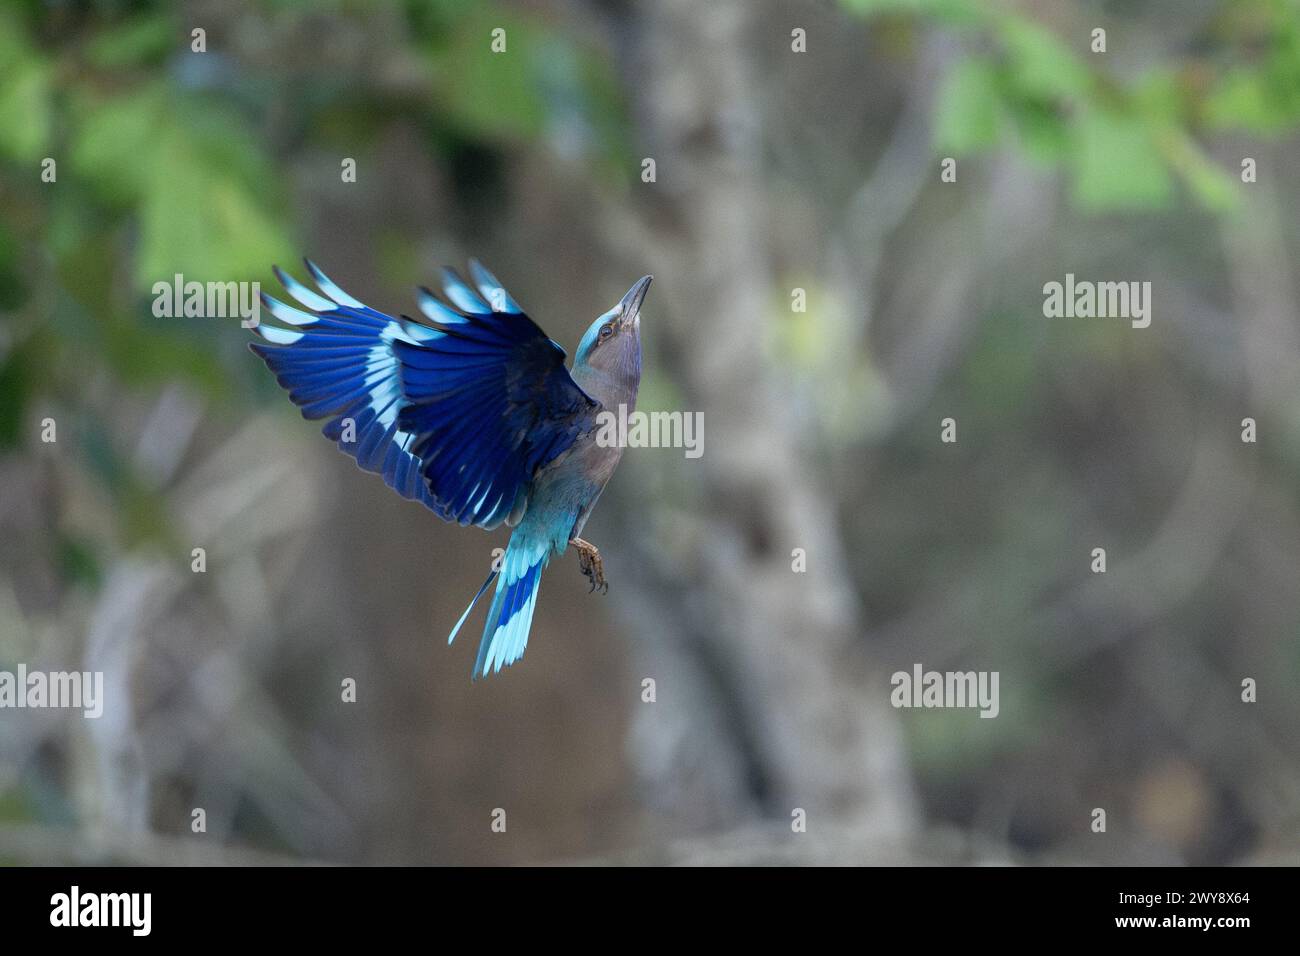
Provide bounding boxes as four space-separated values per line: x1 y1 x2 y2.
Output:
597 323 614 342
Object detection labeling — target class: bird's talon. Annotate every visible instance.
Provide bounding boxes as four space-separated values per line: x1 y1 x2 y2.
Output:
571 537 608 594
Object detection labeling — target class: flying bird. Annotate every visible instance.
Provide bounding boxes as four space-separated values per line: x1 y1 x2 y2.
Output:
249 260 650 678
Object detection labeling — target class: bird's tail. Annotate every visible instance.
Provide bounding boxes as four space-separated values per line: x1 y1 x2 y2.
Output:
448 535 550 680
447 568 497 647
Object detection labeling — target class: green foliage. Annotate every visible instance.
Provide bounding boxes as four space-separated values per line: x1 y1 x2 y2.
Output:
71 86 170 207
138 123 289 287
998 18 1091 102
430 10 549 141
1205 69 1285 131
1070 108 1174 210
69 82 292 288
934 59 1002 153
0 12 53 163
421 4 631 180
1202 0 1300 133
857 0 1300 212
84 15 175 69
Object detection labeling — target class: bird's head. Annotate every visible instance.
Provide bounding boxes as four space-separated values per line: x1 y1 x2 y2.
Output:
574 275 651 388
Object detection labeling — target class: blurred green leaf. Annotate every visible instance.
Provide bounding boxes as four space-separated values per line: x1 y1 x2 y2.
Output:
71 86 169 205
1204 69 1292 133
1163 132 1238 213
1132 69 1186 122
137 126 291 288
0 11 52 162
1008 100 1070 163
934 58 1002 154
85 15 175 69
435 12 548 140
998 18 1091 101
0 61 52 163
1070 108 1174 210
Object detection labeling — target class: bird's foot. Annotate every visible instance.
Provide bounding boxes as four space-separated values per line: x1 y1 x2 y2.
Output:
570 537 608 594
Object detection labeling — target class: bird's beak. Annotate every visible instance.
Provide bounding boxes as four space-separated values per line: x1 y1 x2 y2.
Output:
619 275 652 331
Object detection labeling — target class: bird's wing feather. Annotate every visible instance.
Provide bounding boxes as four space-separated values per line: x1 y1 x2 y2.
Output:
251 260 599 530
249 261 443 510
393 276 600 528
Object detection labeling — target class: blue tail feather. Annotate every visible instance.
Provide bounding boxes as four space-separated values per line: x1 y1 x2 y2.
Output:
449 568 498 645
472 546 548 679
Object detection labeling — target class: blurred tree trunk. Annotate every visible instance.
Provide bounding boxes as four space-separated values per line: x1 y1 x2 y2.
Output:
600 0 918 844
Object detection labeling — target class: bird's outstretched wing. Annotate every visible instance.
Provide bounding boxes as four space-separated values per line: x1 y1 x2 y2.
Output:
249 260 599 529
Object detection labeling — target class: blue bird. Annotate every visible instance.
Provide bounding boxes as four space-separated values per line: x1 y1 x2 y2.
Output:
249 260 649 679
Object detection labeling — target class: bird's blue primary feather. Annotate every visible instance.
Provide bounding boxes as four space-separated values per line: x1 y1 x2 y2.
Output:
467 259 522 314
249 262 443 511
249 259 598 530
393 305 599 528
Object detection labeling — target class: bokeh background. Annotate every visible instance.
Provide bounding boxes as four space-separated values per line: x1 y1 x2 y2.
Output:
2 0 1299 865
